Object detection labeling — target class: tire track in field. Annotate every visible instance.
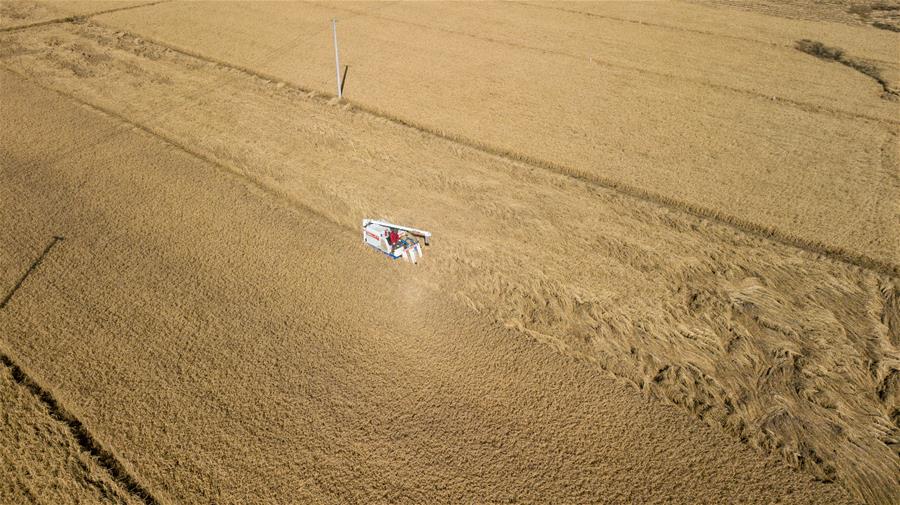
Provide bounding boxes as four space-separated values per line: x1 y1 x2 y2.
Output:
0 1 169 34
3 23 898 278
0 347 164 505
330 4 899 126
0 1 399 199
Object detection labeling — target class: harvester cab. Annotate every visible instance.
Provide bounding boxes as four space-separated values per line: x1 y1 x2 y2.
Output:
362 219 431 263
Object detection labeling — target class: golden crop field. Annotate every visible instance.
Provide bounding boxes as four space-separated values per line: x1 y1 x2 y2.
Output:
1 1 898 504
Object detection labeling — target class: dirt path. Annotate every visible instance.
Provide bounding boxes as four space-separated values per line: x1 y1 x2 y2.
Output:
0 68 859 504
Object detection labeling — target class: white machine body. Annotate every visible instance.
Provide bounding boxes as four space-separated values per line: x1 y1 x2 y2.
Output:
362 219 431 263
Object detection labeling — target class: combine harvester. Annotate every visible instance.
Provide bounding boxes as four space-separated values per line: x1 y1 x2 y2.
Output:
362 219 431 263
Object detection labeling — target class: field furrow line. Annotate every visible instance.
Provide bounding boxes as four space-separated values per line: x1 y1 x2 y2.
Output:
332 4 900 126
68 26 900 277
6 2 887 128
511 0 817 47
0 1 169 34
4 22 898 280
0 347 164 505
0 67 355 235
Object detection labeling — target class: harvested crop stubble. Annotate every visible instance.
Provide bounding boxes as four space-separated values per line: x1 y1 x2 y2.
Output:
92 0 900 268
1 17 896 503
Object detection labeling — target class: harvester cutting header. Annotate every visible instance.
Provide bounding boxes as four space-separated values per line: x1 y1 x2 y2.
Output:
362 219 431 263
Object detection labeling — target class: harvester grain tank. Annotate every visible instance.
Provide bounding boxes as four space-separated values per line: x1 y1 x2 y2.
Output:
362 219 431 263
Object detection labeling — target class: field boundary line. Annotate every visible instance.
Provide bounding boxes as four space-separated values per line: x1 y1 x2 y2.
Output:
359 107 900 277
1 236 63 310
510 1 809 47
65 29 899 278
0 346 165 505
67 4 899 126
0 67 354 235
0 1 168 33
4 27 897 278
331 5 899 125
512 0 769 44
513 1 900 67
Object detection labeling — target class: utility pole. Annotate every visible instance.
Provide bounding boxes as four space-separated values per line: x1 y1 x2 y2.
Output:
332 18 342 99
